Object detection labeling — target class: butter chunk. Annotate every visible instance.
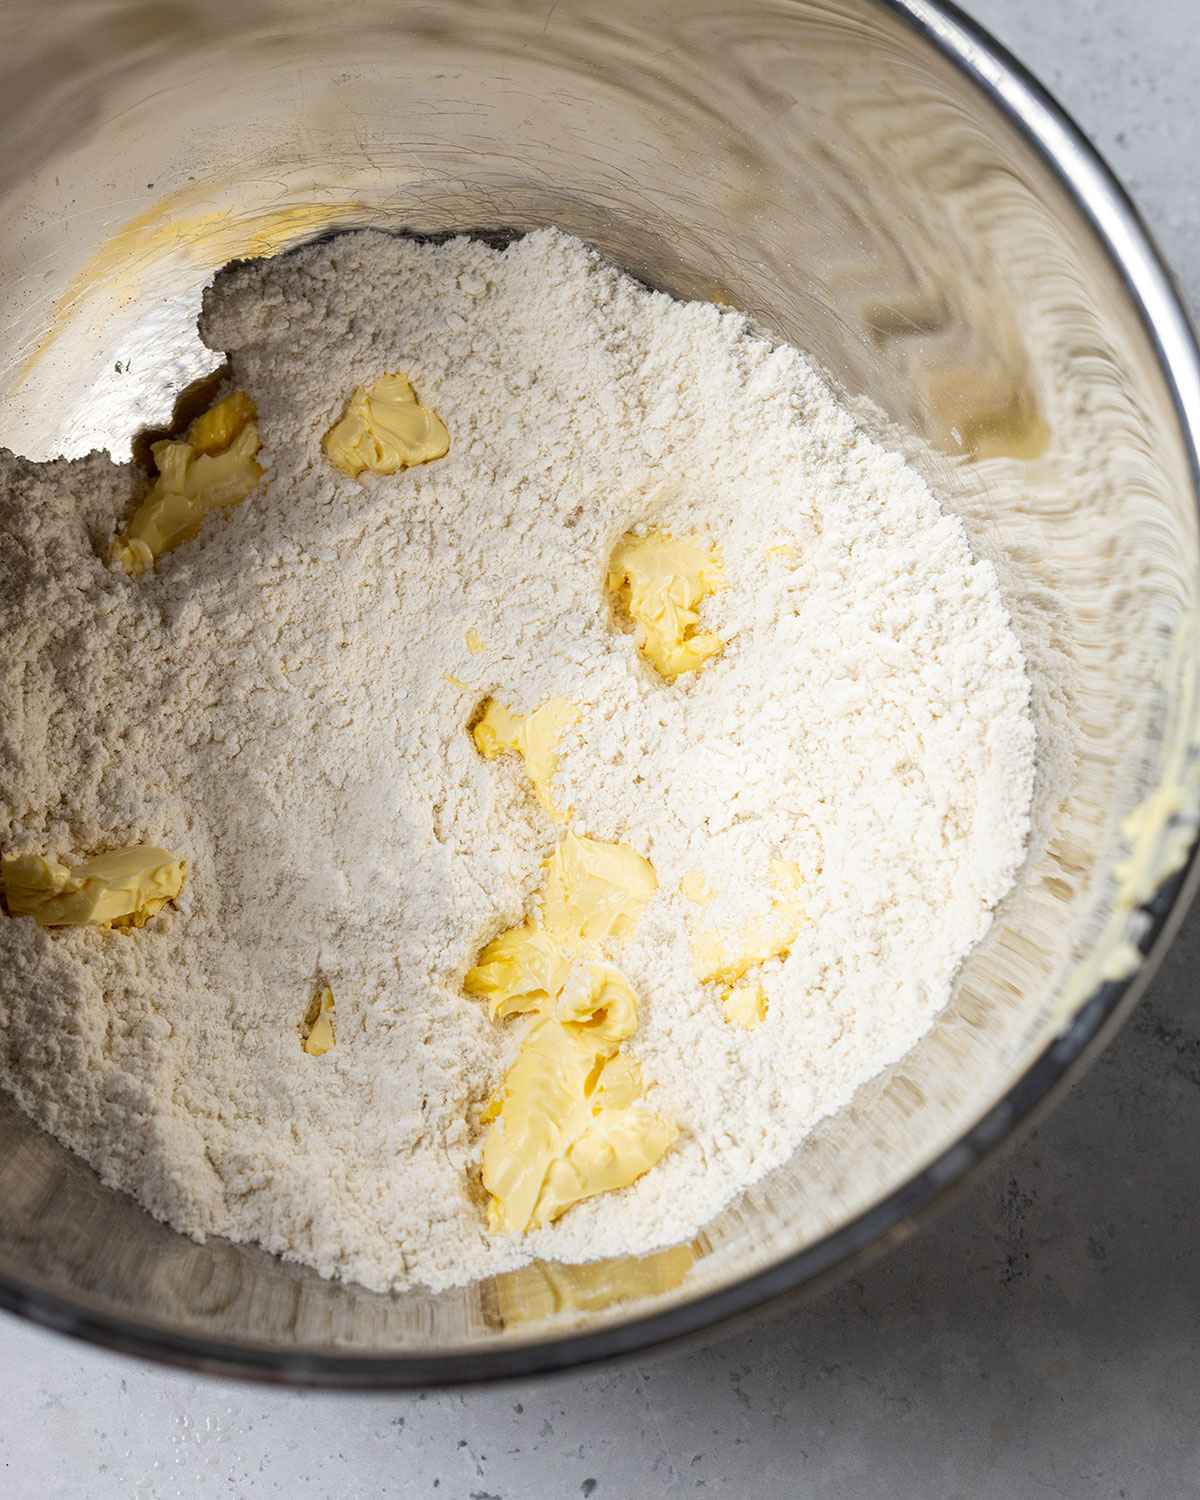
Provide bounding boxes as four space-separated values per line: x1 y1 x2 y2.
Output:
679 869 715 905
764 543 801 563
187 388 258 456
466 837 671 1234
464 924 571 1021
482 963 676 1233
692 861 807 987
482 1019 601 1232
534 1106 678 1227
607 530 724 681
111 391 262 575
323 372 449 479
555 961 640 1045
2 845 186 929
589 1050 644 1109
471 697 580 820
723 982 769 1030
540 832 658 950
464 835 655 1017
692 862 805 1027
300 985 336 1057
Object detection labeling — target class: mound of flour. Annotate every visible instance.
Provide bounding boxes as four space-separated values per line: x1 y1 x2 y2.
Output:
0 229 1035 1292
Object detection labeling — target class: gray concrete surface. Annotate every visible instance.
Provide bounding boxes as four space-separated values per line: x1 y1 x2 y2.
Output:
4 1 1200 1495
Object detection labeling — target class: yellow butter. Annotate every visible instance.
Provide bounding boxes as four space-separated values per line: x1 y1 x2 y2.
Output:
466 835 672 1233
692 861 807 987
186 388 258 456
111 391 262 575
323 372 449 479
588 1050 644 1109
1 845 186 929
606 530 724 681
554 958 641 1042
691 861 806 1028
471 697 580 821
464 923 572 1021
679 869 715 905
300 985 336 1057
532 1107 677 1227
723 982 769 1030
540 832 658 949
465 629 487 655
482 964 677 1232
764 543 801 563
464 833 656 1016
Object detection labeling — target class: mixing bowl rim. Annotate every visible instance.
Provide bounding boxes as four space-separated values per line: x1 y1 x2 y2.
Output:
3 0 1199 1387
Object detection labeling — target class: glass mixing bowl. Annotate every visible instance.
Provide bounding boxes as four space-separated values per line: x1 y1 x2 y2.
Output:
2 0 1199 1386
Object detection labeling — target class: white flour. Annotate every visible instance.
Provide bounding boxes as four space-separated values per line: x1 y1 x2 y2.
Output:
0 229 1035 1292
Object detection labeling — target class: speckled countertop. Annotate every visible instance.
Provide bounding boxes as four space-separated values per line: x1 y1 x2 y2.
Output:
4 2 1200 1496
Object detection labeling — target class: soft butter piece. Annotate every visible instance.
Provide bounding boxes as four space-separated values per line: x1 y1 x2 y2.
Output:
464 923 571 1021
111 391 262 575
300 985 336 1057
482 964 676 1232
466 837 671 1234
554 958 640 1044
723 982 769 1030
323 372 449 479
463 832 655 1017
1 845 186 929
679 869 715 905
187 388 257 456
540 832 658 950
471 697 580 821
606 530 724 681
764 543 801 563
692 860 807 987
691 862 806 1028
533 1106 678 1228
